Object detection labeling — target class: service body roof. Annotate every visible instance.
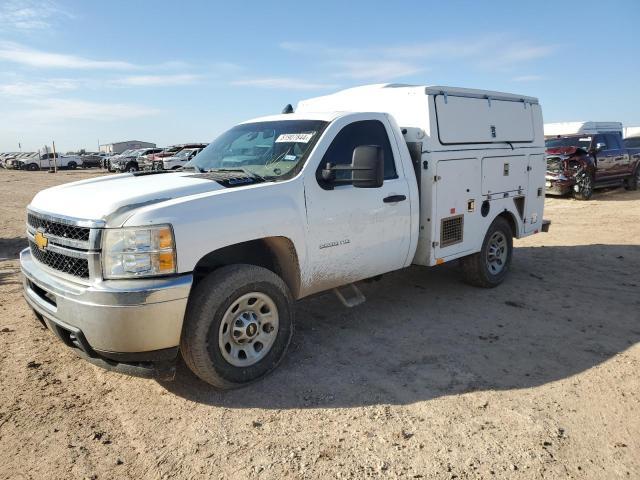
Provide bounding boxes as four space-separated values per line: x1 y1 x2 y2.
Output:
296 83 542 149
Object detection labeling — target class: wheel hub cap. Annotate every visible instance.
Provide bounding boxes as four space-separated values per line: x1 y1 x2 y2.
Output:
218 292 279 367
485 231 508 275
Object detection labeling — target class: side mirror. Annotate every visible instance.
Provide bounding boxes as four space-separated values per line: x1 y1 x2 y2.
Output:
321 145 384 189
595 142 606 152
351 145 384 188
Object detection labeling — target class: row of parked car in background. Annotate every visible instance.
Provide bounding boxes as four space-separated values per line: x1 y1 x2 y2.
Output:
0 151 85 170
0 143 208 172
104 143 207 172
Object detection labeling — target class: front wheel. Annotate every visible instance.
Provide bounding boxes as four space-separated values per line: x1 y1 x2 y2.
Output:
67 161 77 170
573 172 593 200
26 163 39 171
460 216 513 288
180 265 294 389
126 163 138 172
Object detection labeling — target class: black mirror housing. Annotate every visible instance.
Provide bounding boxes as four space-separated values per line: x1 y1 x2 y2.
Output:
320 145 384 189
351 145 384 188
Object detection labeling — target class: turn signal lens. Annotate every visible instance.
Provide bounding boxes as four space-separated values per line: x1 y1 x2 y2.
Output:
158 228 173 249
157 251 175 273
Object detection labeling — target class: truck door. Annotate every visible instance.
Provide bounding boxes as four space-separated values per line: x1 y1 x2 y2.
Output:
593 134 623 179
303 117 411 293
605 133 629 175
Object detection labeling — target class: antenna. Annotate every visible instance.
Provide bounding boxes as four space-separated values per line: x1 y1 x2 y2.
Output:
281 104 294 114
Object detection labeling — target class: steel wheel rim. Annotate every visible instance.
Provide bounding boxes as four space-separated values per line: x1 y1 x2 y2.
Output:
218 292 279 367
582 175 592 196
485 231 508 275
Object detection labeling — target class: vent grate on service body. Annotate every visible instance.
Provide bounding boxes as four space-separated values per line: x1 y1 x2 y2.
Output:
440 215 464 247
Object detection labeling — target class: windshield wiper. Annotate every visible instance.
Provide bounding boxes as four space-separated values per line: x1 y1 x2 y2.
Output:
207 168 267 182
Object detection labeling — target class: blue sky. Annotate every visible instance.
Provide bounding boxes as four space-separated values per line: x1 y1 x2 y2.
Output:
1 0 639 152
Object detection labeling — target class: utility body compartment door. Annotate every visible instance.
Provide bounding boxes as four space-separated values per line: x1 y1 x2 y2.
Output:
481 155 528 196
434 95 534 145
524 154 545 233
434 158 481 259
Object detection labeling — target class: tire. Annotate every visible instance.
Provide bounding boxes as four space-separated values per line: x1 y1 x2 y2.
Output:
460 216 513 288
126 163 138 172
180 264 294 389
67 161 77 170
26 163 39 171
572 172 593 200
624 166 639 191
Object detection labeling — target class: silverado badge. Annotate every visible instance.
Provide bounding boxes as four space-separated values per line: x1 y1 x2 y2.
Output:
34 230 49 251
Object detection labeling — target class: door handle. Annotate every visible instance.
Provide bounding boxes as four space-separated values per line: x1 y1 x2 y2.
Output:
383 194 407 203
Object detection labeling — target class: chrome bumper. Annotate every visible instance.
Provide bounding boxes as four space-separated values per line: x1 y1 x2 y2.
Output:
20 248 192 355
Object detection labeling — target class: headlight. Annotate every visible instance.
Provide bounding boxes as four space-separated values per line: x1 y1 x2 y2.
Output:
102 225 176 279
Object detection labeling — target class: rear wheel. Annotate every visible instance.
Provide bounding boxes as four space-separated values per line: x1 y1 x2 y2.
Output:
67 161 77 170
624 166 639 191
461 216 513 288
180 264 294 389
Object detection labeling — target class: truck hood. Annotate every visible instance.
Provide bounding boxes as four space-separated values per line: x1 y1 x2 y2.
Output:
546 146 579 155
29 172 224 225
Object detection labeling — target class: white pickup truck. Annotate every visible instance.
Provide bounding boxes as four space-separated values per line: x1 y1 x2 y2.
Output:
23 152 82 171
21 84 549 388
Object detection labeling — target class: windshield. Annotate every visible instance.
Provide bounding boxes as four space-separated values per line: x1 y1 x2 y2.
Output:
174 149 192 158
187 120 328 179
545 136 592 149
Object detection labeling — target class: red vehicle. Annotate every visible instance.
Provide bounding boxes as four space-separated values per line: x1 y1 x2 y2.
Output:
545 132 640 200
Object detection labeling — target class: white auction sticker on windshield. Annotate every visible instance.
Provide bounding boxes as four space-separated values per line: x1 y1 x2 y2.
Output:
276 132 315 143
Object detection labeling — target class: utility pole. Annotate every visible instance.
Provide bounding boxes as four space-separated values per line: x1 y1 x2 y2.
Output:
45 145 52 172
52 141 58 173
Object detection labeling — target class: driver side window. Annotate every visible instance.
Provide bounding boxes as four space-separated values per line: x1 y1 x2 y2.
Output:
594 134 607 150
318 120 397 182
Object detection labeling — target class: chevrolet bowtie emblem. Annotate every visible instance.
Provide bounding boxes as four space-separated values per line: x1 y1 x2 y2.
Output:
34 230 48 250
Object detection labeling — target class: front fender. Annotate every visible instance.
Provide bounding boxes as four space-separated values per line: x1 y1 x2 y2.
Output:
122 179 309 275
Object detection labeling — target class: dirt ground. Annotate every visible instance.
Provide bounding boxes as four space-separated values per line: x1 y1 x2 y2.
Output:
0 169 638 480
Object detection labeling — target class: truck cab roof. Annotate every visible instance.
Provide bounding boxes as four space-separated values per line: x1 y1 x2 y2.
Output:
240 111 348 125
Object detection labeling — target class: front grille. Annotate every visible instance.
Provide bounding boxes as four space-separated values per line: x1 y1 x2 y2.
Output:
441 214 464 247
29 240 90 278
27 213 90 242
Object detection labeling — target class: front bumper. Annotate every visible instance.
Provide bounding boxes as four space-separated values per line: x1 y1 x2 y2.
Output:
20 248 192 378
545 173 574 196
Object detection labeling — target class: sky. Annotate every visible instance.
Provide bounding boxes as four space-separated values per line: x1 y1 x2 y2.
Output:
1 0 639 152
